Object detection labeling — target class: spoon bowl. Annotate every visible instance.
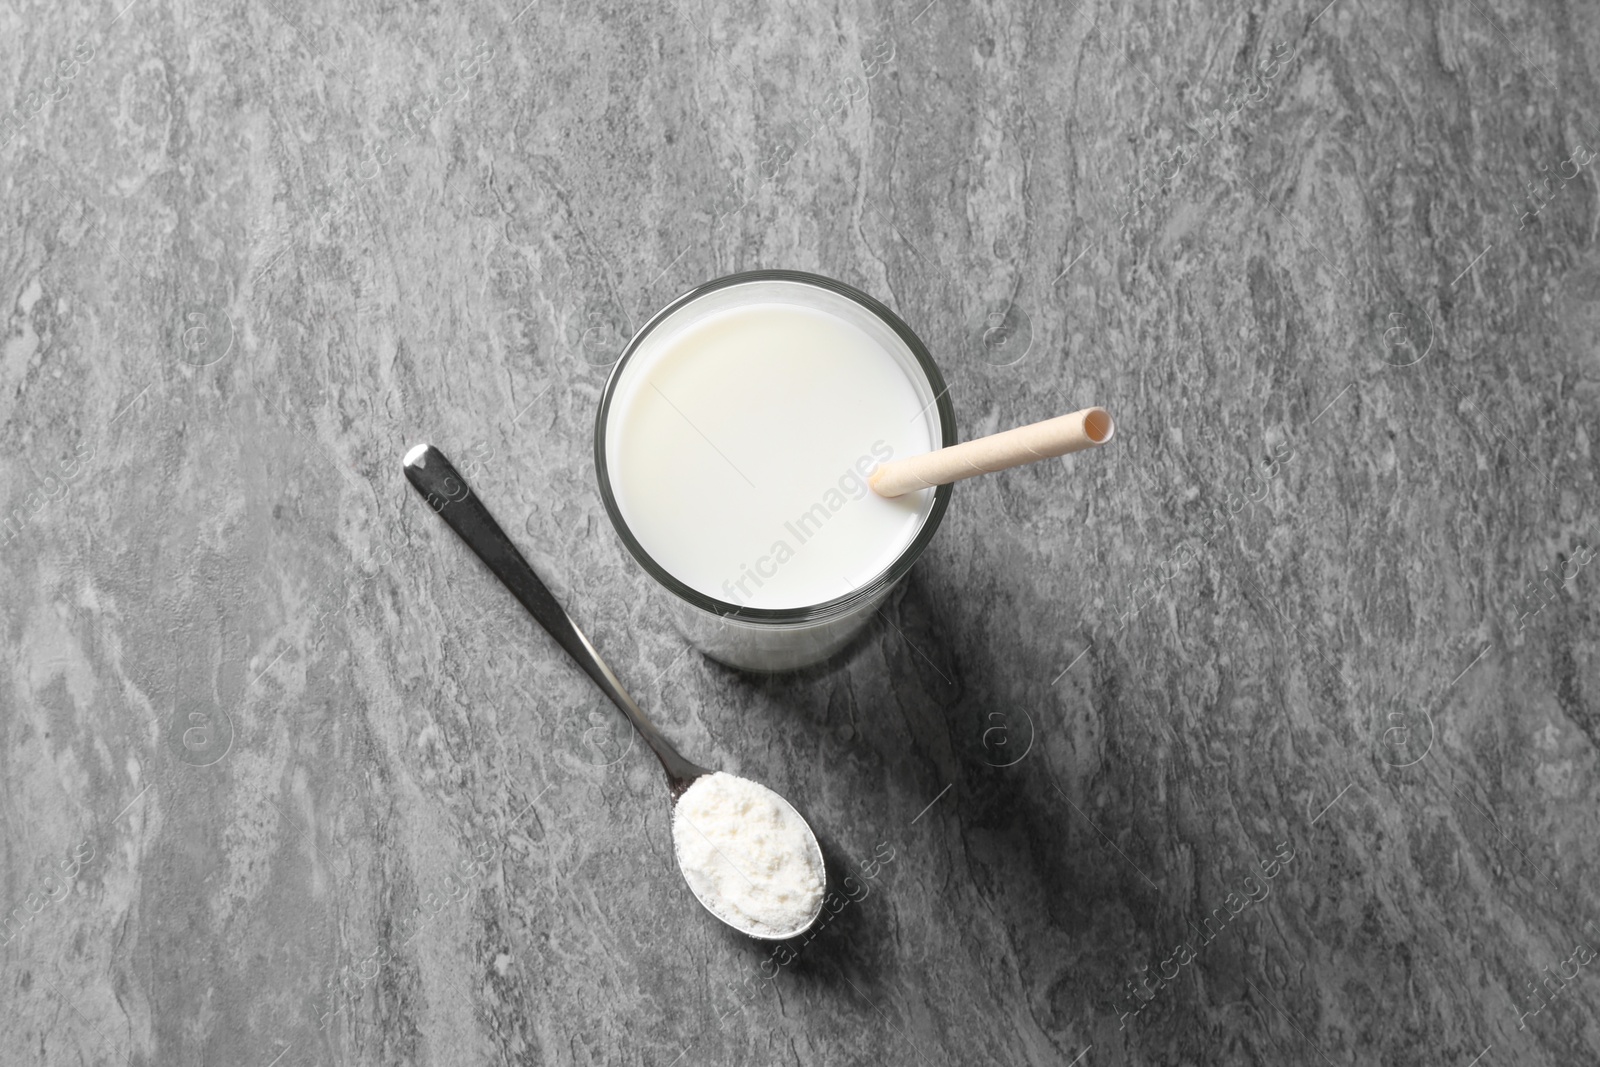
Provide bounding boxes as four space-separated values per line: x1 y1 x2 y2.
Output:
671 774 827 941
403 443 824 940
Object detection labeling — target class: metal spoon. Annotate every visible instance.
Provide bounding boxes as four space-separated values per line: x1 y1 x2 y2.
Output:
402 444 824 940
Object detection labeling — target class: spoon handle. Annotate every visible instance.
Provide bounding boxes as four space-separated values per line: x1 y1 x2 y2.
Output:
402 444 706 791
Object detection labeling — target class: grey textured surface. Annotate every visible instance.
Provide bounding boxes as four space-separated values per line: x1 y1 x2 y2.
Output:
3 0 1599 1064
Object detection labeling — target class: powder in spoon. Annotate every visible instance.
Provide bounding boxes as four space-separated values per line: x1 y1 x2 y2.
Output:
672 772 825 938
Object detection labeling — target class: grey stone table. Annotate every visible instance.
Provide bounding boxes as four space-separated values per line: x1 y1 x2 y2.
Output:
2 0 1597 1063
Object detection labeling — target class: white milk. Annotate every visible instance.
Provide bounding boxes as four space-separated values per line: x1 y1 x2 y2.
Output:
606 301 938 610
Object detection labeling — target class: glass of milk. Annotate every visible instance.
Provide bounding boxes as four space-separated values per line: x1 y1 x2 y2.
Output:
596 270 955 671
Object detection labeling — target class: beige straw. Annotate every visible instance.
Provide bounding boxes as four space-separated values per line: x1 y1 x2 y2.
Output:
869 407 1114 498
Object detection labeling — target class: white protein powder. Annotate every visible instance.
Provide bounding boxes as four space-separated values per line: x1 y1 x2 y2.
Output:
672 772 825 938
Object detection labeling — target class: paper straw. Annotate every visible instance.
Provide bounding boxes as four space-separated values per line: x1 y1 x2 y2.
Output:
869 407 1114 498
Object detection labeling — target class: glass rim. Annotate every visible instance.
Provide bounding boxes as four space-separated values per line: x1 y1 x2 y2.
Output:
593 269 956 624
